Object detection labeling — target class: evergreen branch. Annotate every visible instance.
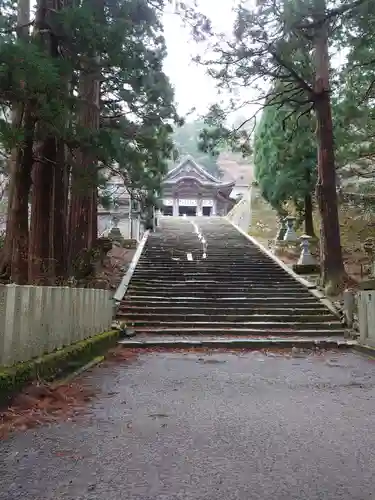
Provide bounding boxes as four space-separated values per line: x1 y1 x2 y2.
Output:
296 0 369 30
268 47 313 94
0 19 35 34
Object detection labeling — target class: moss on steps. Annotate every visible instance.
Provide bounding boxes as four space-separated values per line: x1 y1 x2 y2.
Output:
0 329 120 405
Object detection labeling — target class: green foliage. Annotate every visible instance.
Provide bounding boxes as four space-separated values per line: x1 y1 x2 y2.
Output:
334 2 375 172
199 104 253 160
198 0 372 166
0 0 183 207
254 98 316 213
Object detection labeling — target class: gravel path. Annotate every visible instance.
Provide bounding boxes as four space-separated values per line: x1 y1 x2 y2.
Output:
1 349 375 500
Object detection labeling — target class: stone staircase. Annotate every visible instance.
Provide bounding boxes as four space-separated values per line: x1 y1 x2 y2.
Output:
117 217 349 344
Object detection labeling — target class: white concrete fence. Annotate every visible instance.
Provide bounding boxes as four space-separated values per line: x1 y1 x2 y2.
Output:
0 284 114 366
358 290 375 347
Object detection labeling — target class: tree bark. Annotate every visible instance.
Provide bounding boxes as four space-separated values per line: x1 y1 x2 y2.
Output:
304 165 315 237
304 193 315 237
28 138 56 284
0 0 30 278
51 139 68 281
90 188 98 243
28 0 60 284
313 0 346 292
68 59 100 268
10 111 35 284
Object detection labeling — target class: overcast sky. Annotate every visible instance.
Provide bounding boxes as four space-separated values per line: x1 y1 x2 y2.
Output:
162 0 345 124
162 0 258 120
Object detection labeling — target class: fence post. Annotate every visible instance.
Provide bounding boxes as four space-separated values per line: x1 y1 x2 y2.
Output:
19 286 37 362
60 287 72 347
343 289 355 328
41 287 52 355
1 285 22 365
358 291 368 343
0 285 6 365
76 288 84 340
366 291 375 346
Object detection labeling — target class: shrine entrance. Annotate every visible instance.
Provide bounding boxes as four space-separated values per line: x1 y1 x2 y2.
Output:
179 205 197 216
161 156 235 217
163 206 173 216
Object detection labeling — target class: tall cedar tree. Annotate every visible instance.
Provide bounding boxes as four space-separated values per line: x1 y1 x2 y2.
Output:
0 0 200 284
199 0 370 292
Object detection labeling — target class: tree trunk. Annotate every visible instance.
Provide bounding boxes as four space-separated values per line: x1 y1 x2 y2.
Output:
52 140 68 281
304 166 315 237
68 59 100 268
68 179 91 267
313 0 345 293
10 111 35 284
28 138 56 284
304 194 315 237
0 0 30 278
28 0 59 284
90 188 98 243
1 121 20 279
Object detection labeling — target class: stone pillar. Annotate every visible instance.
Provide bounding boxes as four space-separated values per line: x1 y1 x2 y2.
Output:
343 289 355 329
173 198 178 216
128 196 132 239
197 198 203 216
211 199 217 216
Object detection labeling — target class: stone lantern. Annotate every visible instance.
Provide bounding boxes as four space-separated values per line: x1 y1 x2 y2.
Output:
283 216 298 243
297 235 317 266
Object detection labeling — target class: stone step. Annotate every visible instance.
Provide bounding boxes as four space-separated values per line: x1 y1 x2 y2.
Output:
130 274 302 283
116 217 346 340
137 261 289 268
138 266 288 271
131 269 296 275
121 320 342 330
122 327 346 336
118 336 353 349
132 272 296 278
125 290 313 298
127 284 307 292
118 313 338 323
127 281 306 288
122 295 321 304
119 304 332 314
138 260 290 271
129 280 302 287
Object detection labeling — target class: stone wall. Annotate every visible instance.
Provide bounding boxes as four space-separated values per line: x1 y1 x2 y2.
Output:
226 188 252 232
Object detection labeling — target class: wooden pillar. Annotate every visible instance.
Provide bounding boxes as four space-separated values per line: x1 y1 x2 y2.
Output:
197 197 202 216
173 197 178 216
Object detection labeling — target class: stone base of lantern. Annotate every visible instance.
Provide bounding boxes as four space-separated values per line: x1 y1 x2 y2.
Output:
108 227 125 245
284 240 300 249
273 236 291 252
292 263 320 275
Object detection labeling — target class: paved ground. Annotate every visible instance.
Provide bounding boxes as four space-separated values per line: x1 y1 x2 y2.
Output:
1 349 375 500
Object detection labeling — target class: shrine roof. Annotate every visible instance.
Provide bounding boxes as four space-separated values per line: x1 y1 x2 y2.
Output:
162 156 235 195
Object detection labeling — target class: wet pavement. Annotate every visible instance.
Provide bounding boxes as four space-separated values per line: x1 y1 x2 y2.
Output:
1 349 375 500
